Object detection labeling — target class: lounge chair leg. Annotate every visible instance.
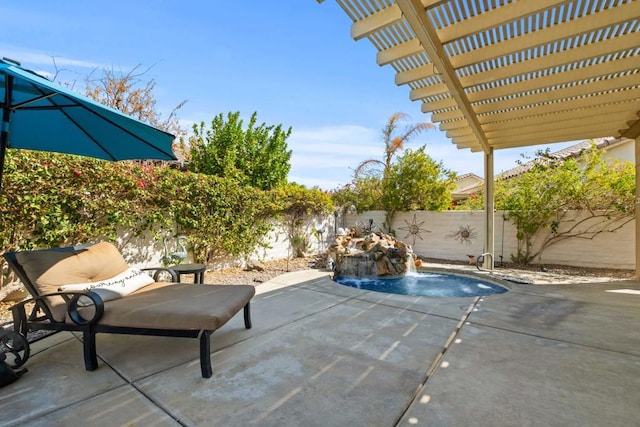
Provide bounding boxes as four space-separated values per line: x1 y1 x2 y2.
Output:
244 302 252 329
83 329 98 371
200 331 212 378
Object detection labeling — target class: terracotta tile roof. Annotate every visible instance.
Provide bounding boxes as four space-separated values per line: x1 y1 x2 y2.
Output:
496 137 627 180
455 172 482 182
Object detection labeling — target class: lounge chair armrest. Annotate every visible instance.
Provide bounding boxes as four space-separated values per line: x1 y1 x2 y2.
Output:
65 291 105 325
10 291 105 327
141 267 178 282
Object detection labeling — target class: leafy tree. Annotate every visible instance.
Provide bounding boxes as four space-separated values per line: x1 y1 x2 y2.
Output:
330 177 384 214
458 143 635 264
162 173 277 263
456 192 484 210
351 177 384 211
329 183 357 212
509 145 634 264
382 147 456 230
354 112 433 180
188 111 292 190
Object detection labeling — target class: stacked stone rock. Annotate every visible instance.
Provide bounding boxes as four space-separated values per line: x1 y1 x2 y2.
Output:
329 228 415 277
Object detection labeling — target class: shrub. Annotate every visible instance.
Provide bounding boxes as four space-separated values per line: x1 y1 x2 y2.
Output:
0 150 277 266
276 184 334 257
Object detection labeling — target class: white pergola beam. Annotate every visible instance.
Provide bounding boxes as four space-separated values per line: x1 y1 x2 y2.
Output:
467 56 639 104
481 103 639 131
478 98 640 127
410 83 448 100
377 39 422 66
352 0 444 41
450 2 639 69
437 0 562 44
448 117 634 143
490 128 619 149
421 97 458 112
352 5 403 40
395 63 438 85
439 119 469 131
460 31 640 89
396 0 491 153
452 134 478 144
446 128 473 138
473 74 640 115
430 108 463 122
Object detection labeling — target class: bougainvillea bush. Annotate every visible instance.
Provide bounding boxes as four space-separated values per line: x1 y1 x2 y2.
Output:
0 150 276 263
0 149 336 271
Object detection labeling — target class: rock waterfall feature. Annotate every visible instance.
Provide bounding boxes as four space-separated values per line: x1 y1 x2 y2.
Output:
329 229 416 277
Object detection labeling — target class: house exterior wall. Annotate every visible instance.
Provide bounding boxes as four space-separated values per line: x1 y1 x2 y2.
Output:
604 141 634 163
452 176 483 202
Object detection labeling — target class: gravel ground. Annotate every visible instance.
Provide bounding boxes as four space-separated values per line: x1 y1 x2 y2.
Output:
420 257 635 280
1 255 634 329
202 257 316 285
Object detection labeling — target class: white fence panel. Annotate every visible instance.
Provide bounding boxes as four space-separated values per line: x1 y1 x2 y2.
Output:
113 210 633 271
343 210 634 270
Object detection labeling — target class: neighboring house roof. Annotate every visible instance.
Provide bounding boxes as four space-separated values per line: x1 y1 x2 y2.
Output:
496 137 630 180
456 172 481 181
452 137 631 200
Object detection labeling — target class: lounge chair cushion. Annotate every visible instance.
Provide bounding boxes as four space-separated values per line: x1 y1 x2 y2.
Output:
15 242 134 321
81 282 256 330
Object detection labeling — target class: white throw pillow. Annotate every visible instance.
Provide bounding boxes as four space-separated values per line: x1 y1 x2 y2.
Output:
59 267 155 302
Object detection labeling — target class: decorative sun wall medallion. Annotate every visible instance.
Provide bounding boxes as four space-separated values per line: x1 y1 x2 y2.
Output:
397 213 431 246
447 225 477 245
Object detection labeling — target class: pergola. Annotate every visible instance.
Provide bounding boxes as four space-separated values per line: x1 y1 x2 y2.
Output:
318 0 640 272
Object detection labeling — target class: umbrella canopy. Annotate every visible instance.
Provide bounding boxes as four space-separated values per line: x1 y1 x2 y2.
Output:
0 57 176 191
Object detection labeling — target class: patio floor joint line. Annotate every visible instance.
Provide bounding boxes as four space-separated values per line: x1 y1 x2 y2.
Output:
393 296 481 426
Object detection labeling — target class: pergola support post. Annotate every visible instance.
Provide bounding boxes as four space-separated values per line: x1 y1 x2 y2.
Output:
635 137 640 277
483 149 495 270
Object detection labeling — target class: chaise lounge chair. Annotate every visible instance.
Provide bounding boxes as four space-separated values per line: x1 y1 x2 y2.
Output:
3 241 255 378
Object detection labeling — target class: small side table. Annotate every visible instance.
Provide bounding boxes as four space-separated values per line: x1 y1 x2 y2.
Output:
169 263 206 284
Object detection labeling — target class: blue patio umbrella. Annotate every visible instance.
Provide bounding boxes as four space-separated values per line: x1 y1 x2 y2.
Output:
0 57 176 191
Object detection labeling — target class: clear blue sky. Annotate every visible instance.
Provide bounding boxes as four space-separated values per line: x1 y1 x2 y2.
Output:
2 1 577 190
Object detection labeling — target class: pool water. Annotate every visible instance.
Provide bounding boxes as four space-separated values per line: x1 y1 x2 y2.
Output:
333 272 508 297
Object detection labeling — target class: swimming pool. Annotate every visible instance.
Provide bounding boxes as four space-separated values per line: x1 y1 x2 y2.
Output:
333 271 509 297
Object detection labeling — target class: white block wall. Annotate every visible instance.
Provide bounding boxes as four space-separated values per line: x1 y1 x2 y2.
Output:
117 210 634 271
344 210 634 270
534 210 634 269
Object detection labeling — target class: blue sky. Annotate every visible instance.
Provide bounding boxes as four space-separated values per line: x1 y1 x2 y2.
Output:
1 1 577 190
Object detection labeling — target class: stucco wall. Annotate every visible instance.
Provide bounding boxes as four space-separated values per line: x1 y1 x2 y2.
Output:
118 209 633 271
252 216 335 263
343 210 634 270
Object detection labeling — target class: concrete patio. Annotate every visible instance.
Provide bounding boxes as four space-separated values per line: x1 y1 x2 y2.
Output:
2 269 639 426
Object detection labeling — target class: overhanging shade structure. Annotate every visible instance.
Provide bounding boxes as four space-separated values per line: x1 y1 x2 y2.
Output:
319 0 640 150
0 58 176 191
318 0 640 270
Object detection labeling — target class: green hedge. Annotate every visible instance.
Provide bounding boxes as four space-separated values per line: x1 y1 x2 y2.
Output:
0 151 332 265
0 150 274 261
